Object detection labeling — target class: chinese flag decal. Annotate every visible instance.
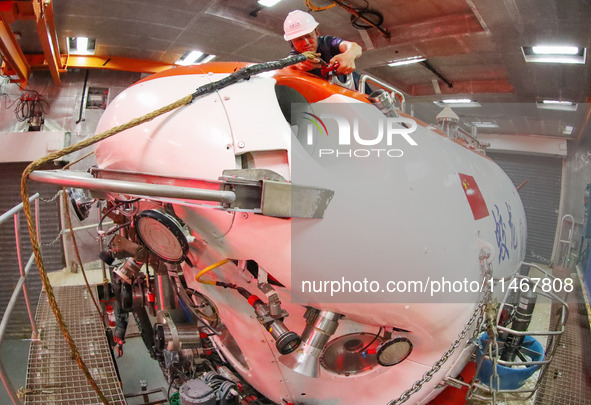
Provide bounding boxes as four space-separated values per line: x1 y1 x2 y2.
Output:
458 173 489 220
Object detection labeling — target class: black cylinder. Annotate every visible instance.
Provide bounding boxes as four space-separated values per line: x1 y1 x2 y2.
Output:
500 288 537 362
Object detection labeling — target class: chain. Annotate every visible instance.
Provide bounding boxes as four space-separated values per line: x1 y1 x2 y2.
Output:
388 253 494 405
40 230 65 247
39 191 62 204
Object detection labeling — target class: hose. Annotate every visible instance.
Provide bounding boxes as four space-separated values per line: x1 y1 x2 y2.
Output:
20 52 315 404
195 258 230 285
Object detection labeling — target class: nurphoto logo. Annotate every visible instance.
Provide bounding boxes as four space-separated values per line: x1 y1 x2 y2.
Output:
298 107 419 158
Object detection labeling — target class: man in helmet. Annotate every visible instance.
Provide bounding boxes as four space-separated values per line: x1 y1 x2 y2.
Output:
284 10 362 79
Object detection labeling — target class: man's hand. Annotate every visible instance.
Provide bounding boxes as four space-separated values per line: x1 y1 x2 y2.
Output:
331 41 362 75
292 52 322 71
330 53 356 75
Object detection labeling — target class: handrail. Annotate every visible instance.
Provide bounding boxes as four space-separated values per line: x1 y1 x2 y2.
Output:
466 262 569 404
0 193 41 405
358 74 406 112
557 214 575 267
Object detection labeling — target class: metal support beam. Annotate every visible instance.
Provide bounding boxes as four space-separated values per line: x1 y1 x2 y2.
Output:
0 16 30 86
33 0 62 84
65 55 175 74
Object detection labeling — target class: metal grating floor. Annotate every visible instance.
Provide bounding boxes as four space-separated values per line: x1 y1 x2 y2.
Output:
24 285 126 404
534 266 591 405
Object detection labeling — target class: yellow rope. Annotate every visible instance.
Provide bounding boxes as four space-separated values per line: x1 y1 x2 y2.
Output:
62 188 103 319
20 93 194 405
62 151 103 320
19 54 312 403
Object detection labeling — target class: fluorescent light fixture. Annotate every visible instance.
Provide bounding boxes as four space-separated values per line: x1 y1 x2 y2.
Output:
434 99 481 108
563 125 574 135
67 37 96 55
532 46 579 55
200 54 216 64
258 0 282 6
177 50 203 66
388 56 426 67
522 46 586 64
442 99 473 104
471 121 499 129
536 99 578 111
76 37 88 52
176 51 216 66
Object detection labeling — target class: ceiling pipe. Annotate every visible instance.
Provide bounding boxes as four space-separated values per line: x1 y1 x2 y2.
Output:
419 60 453 88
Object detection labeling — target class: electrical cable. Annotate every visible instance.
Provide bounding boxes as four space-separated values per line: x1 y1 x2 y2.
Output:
195 258 230 284
304 0 336 11
359 326 383 353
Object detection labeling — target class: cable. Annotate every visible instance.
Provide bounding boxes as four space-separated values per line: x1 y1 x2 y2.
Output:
304 0 336 11
359 326 383 353
195 258 230 284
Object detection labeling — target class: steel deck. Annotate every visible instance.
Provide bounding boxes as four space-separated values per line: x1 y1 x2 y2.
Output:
24 285 125 404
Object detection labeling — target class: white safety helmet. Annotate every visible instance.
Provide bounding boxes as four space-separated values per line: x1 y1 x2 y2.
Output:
283 10 319 41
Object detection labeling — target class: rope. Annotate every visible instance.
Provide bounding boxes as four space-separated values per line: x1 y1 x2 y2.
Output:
62 188 103 319
62 151 103 320
19 52 312 404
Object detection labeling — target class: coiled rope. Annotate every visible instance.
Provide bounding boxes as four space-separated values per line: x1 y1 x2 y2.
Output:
19 52 315 404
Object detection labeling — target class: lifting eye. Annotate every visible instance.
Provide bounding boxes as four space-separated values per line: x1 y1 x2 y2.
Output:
134 209 189 263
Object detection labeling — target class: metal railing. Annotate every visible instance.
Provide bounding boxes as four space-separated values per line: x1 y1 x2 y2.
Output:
358 74 406 113
445 262 569 404
0 193 41 405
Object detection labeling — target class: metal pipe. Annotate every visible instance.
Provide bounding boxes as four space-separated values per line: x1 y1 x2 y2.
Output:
0 359 22 405
29 170 236 204
63 220 113 233
0 193 40 225
97 200 107 281
359 75 406 107
0 253 36 344
155 273 177 310
58 190 73 271
13 213 38 339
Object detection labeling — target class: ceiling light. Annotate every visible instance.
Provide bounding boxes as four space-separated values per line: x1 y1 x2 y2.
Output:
177 50 203 65
434 99 481 108
200 54 216 64
442 99 473 104
176 51 215 66
522 46 586 64
76 37 88 52
258 0 282 6
471 121 499 128
67 37 96 55
388 56 426 67
532 46 579 55
536 100 578 111
563 125 574 135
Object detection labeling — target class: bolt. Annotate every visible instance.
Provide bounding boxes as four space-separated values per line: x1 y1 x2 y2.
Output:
242 213 249 219
238 141 245 148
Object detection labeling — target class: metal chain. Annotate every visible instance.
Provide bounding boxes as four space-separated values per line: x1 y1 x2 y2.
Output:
40 230 65 247
39 191 62 203
388 253 494 405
